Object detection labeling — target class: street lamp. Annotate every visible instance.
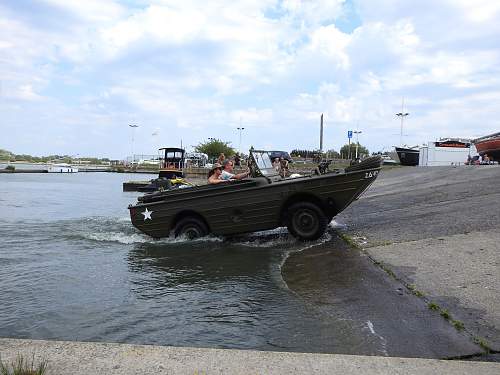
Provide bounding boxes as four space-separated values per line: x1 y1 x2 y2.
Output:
353 130 362 159
237 127 245 155
396 98 409 146
129 124 139 164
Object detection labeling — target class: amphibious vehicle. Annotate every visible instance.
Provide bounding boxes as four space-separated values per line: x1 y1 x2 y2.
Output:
129 150 382 240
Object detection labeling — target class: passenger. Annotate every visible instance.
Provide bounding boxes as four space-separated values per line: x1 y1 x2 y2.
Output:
220 159 250 181
207 163 226 184
272 157 280 171
234 153 241 167
217 153 225 165
279 157 289 177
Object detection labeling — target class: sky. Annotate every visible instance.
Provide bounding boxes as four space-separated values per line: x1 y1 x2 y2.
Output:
1 0 500 159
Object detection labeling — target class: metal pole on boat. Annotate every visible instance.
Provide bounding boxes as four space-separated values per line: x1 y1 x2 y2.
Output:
396 98 409 146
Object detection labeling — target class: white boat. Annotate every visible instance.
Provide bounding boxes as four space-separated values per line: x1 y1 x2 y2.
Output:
47 163 79 173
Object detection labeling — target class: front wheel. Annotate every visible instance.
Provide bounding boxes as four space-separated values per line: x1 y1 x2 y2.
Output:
174 217 208 239
286 202 328 241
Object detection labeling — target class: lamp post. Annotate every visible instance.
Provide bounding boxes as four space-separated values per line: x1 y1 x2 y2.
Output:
353 130 362 159
396 98 409 146
129 124 139 165
237 127 245 155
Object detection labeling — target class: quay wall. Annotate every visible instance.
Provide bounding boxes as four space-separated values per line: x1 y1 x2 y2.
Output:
0 338 498 375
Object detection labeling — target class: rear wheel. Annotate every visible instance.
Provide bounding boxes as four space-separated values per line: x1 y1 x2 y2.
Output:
286 202 328 241
174 217 208 239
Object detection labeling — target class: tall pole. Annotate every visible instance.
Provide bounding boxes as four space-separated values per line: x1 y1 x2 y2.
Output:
320 113 324 153
353 130 362 159
396 98 409 146
129 124 139 164
237 126 245 155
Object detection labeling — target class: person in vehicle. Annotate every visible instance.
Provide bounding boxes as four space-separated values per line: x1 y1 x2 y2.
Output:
207 163 227 184
279 157 289 177
272 157 280 171
220 159 249 180
217 153 225 165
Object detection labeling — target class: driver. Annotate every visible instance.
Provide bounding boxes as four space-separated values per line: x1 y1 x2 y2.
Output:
220 159 250 181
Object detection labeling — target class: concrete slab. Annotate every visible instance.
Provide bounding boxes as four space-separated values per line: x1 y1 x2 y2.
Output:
0 338 499 375
366 230 500 350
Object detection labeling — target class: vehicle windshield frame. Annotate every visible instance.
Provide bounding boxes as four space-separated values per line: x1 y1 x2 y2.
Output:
249 149 280 177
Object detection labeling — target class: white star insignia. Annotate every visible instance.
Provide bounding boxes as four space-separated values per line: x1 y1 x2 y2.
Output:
141 208 153 221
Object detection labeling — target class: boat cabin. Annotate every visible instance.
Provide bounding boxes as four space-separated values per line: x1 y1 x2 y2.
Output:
158 148 185 179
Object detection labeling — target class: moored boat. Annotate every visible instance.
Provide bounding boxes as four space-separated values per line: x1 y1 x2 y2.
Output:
123 147 188 192
473 132 500 161
47 163 79 173
395 146 419 166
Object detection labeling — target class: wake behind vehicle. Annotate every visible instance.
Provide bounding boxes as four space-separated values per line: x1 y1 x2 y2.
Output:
128 150 382 241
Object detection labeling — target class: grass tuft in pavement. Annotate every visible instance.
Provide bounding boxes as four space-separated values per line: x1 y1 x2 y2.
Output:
0 354 48 375
473 337 491 353
452 320 465 331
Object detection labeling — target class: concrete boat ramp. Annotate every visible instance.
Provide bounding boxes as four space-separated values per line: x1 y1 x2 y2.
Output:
337 164 500 355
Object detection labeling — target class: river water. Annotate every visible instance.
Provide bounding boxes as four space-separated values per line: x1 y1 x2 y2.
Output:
0 172 343 351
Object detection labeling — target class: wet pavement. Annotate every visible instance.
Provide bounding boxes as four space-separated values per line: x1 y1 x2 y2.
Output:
283 236 481 358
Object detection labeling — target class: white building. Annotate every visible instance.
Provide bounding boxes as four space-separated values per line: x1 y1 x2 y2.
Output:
419 138 476 166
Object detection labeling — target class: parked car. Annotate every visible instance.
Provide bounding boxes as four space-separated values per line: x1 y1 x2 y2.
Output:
269 151 293 163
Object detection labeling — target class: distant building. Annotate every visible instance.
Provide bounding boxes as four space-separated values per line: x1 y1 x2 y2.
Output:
419 138 476 166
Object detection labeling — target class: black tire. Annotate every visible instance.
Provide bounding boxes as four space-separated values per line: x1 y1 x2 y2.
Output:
174 217 208 239
286 202 328 241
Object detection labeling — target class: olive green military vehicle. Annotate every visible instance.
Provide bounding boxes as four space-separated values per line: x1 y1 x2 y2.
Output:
129 150 382 240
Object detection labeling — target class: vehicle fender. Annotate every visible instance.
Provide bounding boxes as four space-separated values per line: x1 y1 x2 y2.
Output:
280 193 336 224
171 210 211 233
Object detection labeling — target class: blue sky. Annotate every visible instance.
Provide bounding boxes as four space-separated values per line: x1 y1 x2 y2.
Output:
1 0 500 158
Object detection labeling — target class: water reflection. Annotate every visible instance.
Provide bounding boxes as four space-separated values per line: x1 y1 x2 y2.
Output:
127 239 285 298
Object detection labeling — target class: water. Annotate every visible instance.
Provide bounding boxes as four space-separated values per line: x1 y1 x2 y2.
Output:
0 173 338 351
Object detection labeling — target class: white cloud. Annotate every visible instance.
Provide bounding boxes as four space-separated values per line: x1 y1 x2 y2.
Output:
1 0 500 157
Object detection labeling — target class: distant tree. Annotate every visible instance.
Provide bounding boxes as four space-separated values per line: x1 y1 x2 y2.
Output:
325 149 340 158
14 154 33 162
290 149 321 159
195 139 236 160
339 143 369 159
0 149 13 161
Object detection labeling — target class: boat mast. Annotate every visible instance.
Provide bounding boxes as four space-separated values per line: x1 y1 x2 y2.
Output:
396 98 409 146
